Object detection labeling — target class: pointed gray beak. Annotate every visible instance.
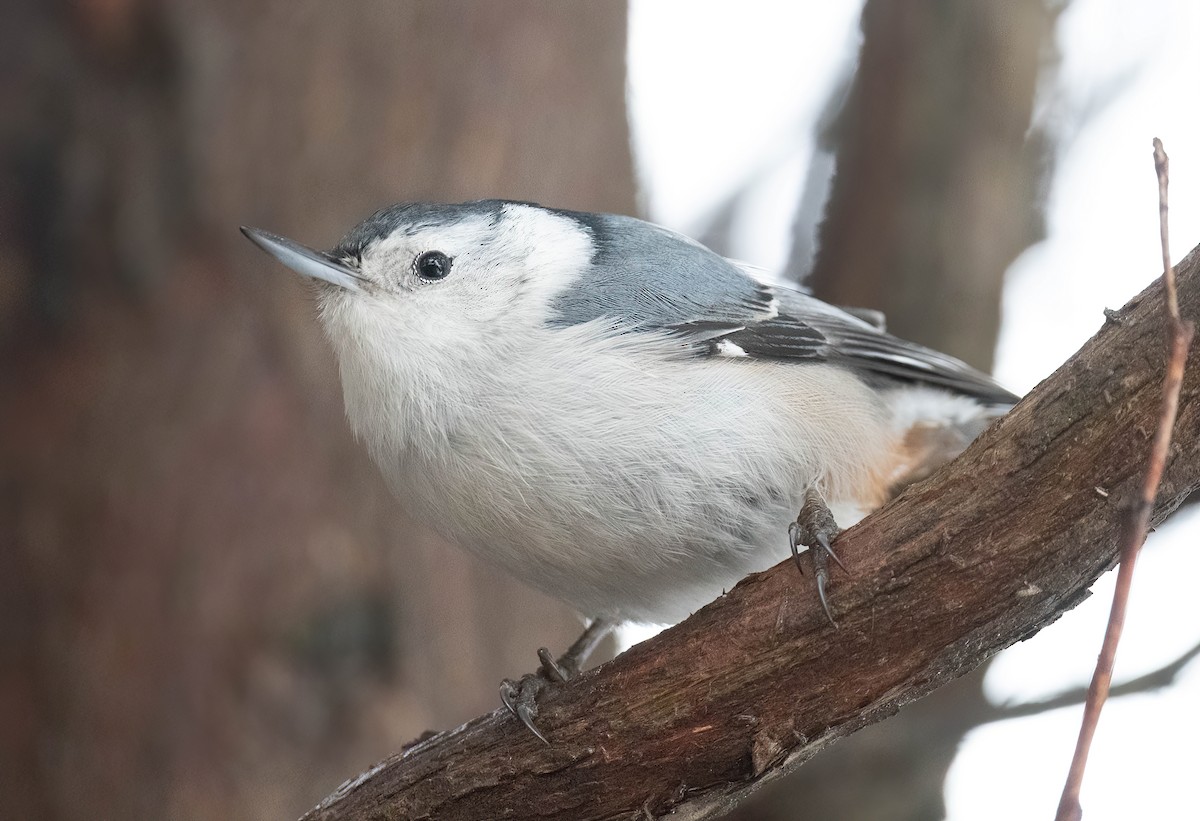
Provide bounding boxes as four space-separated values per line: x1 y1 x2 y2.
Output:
240 226 364 293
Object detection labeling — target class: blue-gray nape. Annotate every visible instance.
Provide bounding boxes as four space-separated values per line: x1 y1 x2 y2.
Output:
545 211 772 331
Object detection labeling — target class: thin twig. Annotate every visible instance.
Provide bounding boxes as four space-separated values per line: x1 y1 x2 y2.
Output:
983 640 1200 725
1055 138 1195 821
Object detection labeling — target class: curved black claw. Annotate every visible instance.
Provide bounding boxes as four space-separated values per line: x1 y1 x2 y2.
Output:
815 531 848 574
499 675 549 744
498 677 519 713
787 521 806 574
815 567 836 628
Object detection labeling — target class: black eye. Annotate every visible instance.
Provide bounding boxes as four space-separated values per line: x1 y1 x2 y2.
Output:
414 250 452 280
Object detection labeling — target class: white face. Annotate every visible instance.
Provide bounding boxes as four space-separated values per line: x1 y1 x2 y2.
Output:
328 203 593 333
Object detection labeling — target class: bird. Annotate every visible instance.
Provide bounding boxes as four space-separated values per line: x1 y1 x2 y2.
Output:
241 199 1017 740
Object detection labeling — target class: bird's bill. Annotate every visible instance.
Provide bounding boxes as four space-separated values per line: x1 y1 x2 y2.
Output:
240 226 364 292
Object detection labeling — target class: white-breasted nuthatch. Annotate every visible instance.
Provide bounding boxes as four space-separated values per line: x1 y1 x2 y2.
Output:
242 200 1016 739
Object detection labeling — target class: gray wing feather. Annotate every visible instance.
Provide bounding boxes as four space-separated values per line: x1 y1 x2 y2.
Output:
546 211 1017 405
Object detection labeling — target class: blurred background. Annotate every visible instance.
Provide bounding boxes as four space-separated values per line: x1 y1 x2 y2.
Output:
2 1 1197 819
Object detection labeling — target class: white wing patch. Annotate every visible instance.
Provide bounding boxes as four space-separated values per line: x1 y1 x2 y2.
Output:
715 340 749 358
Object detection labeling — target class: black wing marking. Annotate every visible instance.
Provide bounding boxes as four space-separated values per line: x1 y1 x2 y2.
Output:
671 286 1018 405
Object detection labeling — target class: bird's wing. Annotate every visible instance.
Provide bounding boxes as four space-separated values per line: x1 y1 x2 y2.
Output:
672 285 1017 403
679 286 1018 403
546 211 1017 405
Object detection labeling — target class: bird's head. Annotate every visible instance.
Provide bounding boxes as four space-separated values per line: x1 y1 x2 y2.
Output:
242 200 628 452
242 200 602 354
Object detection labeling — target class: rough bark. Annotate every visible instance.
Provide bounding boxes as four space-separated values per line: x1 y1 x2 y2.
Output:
303 245 1200 820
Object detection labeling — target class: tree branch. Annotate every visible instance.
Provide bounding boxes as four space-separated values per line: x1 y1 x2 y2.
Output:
303 245 1200 821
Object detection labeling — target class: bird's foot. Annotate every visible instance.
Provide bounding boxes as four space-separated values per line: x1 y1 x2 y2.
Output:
499 670 551 743
789 487 846 627
499 619 614 744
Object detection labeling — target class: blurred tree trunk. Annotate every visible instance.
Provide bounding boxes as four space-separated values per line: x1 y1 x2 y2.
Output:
801 0 1054 372
1 3 636 820
739 2 1058 819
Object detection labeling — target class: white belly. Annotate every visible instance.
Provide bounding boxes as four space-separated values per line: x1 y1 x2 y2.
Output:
350 332 898 624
